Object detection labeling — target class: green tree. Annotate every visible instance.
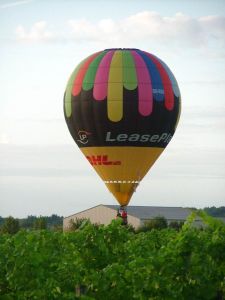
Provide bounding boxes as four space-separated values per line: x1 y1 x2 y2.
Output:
204 206 225 217
33 217 47 230
1 216 20 234
169 220 184 230
68 218 91 231
138 216 168 232
0 216 4 227
20 215 36 229
46 214 63 227
20 214 63 230
52 224 63 232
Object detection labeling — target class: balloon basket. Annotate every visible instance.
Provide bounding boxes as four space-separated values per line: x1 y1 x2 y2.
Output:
117 206 128 225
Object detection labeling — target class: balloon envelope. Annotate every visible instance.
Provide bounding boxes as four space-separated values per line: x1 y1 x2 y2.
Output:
64 48 181 206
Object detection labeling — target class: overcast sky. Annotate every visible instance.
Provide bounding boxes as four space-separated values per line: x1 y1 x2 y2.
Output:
0 0 225 218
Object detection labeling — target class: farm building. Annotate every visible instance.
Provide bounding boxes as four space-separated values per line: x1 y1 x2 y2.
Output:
63 204 201 231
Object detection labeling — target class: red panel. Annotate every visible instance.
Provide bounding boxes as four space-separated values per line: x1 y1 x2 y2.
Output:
72 52 101 96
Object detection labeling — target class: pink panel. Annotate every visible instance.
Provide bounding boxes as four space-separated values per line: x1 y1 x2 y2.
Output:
131 51 153 116
93 50 115 101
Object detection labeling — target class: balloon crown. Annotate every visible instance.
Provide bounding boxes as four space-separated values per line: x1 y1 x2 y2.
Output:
104 48 140 50
65 49 180 122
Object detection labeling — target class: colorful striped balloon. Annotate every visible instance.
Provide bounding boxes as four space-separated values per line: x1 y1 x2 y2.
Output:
64 48 181 207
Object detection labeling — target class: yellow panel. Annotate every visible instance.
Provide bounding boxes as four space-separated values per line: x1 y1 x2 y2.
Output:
108 51 123 122
108 82 123 100
81 147 164 206
110 50 123 69
107 98 123 122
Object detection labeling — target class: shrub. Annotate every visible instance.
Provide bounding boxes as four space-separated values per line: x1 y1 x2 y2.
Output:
0 214 224 299
138 216 168 232
1 216 20 234
68 218 90 231
169 220 184 230
33 217 47 230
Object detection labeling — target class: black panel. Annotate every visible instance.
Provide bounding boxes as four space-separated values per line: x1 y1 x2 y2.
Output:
64 88 180 149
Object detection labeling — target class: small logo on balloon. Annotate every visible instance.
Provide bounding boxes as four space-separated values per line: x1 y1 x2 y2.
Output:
77 130 91 144
86 155 121 166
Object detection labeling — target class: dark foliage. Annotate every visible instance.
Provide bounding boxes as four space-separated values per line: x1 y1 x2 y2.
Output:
0 214 63 231
1 216 20 234
203 206 225 218
169 220 184 230
137 216 168 232
33 217 47 230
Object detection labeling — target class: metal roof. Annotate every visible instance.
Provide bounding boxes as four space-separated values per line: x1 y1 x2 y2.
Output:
105 205 194 221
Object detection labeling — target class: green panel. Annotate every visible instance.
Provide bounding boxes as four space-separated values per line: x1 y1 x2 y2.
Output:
82 51 106 91
64 58 87 117
122 50 137 90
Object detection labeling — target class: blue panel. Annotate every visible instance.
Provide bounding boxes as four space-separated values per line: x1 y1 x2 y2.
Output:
137 50 164 101
153 55 180 98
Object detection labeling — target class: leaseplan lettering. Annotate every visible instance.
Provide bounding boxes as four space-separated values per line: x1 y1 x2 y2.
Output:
106 132 172 144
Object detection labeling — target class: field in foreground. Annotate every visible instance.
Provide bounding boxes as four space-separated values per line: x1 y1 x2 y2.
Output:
0 214 225 300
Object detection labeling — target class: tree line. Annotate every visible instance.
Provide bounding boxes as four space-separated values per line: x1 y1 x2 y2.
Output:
203 206 225 217
0 214 63 234
0 206 224 235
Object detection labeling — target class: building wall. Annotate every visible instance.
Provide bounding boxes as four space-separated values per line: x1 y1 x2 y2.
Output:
63 205 141 231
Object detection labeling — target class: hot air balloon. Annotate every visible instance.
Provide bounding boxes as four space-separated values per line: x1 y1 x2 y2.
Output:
64 48 181 214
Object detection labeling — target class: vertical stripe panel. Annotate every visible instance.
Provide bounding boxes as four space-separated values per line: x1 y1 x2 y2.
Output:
72 52 100 96
82 51 107 91
93 50 115 101
108 50 123 122
122 50 137 90
139 51 164 101
153 55 180 98
146 53 174 111
131 50 153 116
64 58 87 117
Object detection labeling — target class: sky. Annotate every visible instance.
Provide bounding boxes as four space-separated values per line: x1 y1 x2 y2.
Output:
0 0 225 218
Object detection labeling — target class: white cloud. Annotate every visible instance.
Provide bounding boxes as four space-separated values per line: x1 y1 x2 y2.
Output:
15 21 54 42
15 11 225 50
199 15 225 40
67 19 99 41
121 11 204 45
68 11 204 44
67 11 225 48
